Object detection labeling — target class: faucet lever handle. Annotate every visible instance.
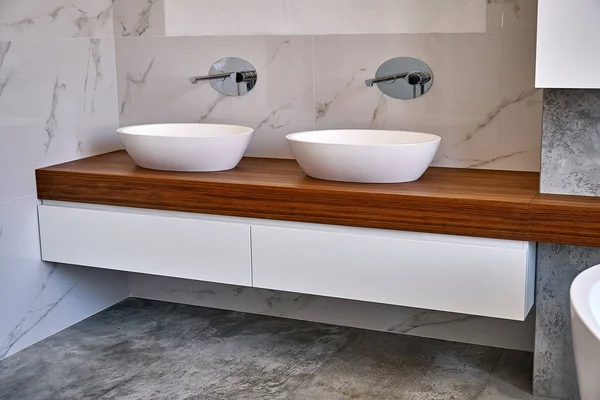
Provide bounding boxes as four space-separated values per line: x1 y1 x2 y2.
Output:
406 71 432 86
232 70 258 83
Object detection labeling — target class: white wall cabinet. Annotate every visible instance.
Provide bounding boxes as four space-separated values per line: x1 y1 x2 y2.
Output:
536 0 600 88
38 202 535 321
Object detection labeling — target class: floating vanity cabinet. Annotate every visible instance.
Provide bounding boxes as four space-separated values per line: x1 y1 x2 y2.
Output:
38 202 536 321
252 224 536 321
536 0 600 88
38 204 252 286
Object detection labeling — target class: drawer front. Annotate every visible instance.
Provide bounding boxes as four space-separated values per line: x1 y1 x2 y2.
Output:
252 225 535 320
38 205 252 286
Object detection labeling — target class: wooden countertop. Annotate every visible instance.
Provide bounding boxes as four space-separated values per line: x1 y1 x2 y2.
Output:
529 194 600 247
35 150 600 246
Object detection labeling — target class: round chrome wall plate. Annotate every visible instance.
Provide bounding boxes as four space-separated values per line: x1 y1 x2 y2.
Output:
369 57 434 100
208 57 257 96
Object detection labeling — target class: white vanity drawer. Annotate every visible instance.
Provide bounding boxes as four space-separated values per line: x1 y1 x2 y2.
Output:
252 224 536 320
38 205 252 286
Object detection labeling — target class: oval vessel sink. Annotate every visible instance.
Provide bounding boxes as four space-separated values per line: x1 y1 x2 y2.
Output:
117 123 254 172
286 130 441 183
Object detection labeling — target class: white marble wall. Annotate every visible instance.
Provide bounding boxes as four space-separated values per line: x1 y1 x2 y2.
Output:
164 0 487 36
0 0 114 40
115 0 541 169
0 1 129 360
113 0 538 36
1 38 122 203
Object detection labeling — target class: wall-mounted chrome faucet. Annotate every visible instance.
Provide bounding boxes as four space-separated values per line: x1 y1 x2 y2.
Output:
190 57 258 96
190 71 258 85
365 57 434 99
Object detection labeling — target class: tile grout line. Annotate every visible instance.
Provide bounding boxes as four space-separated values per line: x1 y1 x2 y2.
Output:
0 193 37 207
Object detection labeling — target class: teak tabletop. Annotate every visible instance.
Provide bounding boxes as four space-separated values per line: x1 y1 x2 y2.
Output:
35 151 600 246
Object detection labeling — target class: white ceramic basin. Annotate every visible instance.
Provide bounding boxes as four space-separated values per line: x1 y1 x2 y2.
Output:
286 130 441 183
117 123 254 172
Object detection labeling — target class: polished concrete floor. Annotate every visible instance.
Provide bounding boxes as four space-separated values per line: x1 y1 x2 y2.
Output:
0 298 551 400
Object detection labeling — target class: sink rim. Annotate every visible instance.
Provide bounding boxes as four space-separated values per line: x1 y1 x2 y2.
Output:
286 129 441 148
117 123 254 138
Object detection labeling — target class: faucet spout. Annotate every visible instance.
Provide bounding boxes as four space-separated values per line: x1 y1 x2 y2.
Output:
365 72 410 87
189 72 232 84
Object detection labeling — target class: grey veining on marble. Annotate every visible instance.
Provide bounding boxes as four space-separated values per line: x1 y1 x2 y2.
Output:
541 89 600 196
0 264 59 359
83 38 103 114
315 68 367 120
0 42 12 98
44 77 67 153
119 58 155 116
130 274 536 352
533 243 600 400
0 298 542 400
450 87 540 151
112 0 165 37
0 265 78 360
0 0 114 41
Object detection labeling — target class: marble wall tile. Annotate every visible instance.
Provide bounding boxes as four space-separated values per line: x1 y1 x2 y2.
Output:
314 33 542 171
115 36 314 158
0 13 127 358
0 196 129 359
487 0 538 33
163 0 486 36
112 0 166 38
533 243 600 400
0 38 121 204
129 273 536 352
0 0 114 41
540 89 600 196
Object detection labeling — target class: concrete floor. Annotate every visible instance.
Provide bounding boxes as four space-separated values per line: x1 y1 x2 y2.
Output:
0 298 551 400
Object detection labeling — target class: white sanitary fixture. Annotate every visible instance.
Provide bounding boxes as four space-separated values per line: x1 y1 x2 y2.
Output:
117 123 254 172
286 129 441 183
571 265 600 400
